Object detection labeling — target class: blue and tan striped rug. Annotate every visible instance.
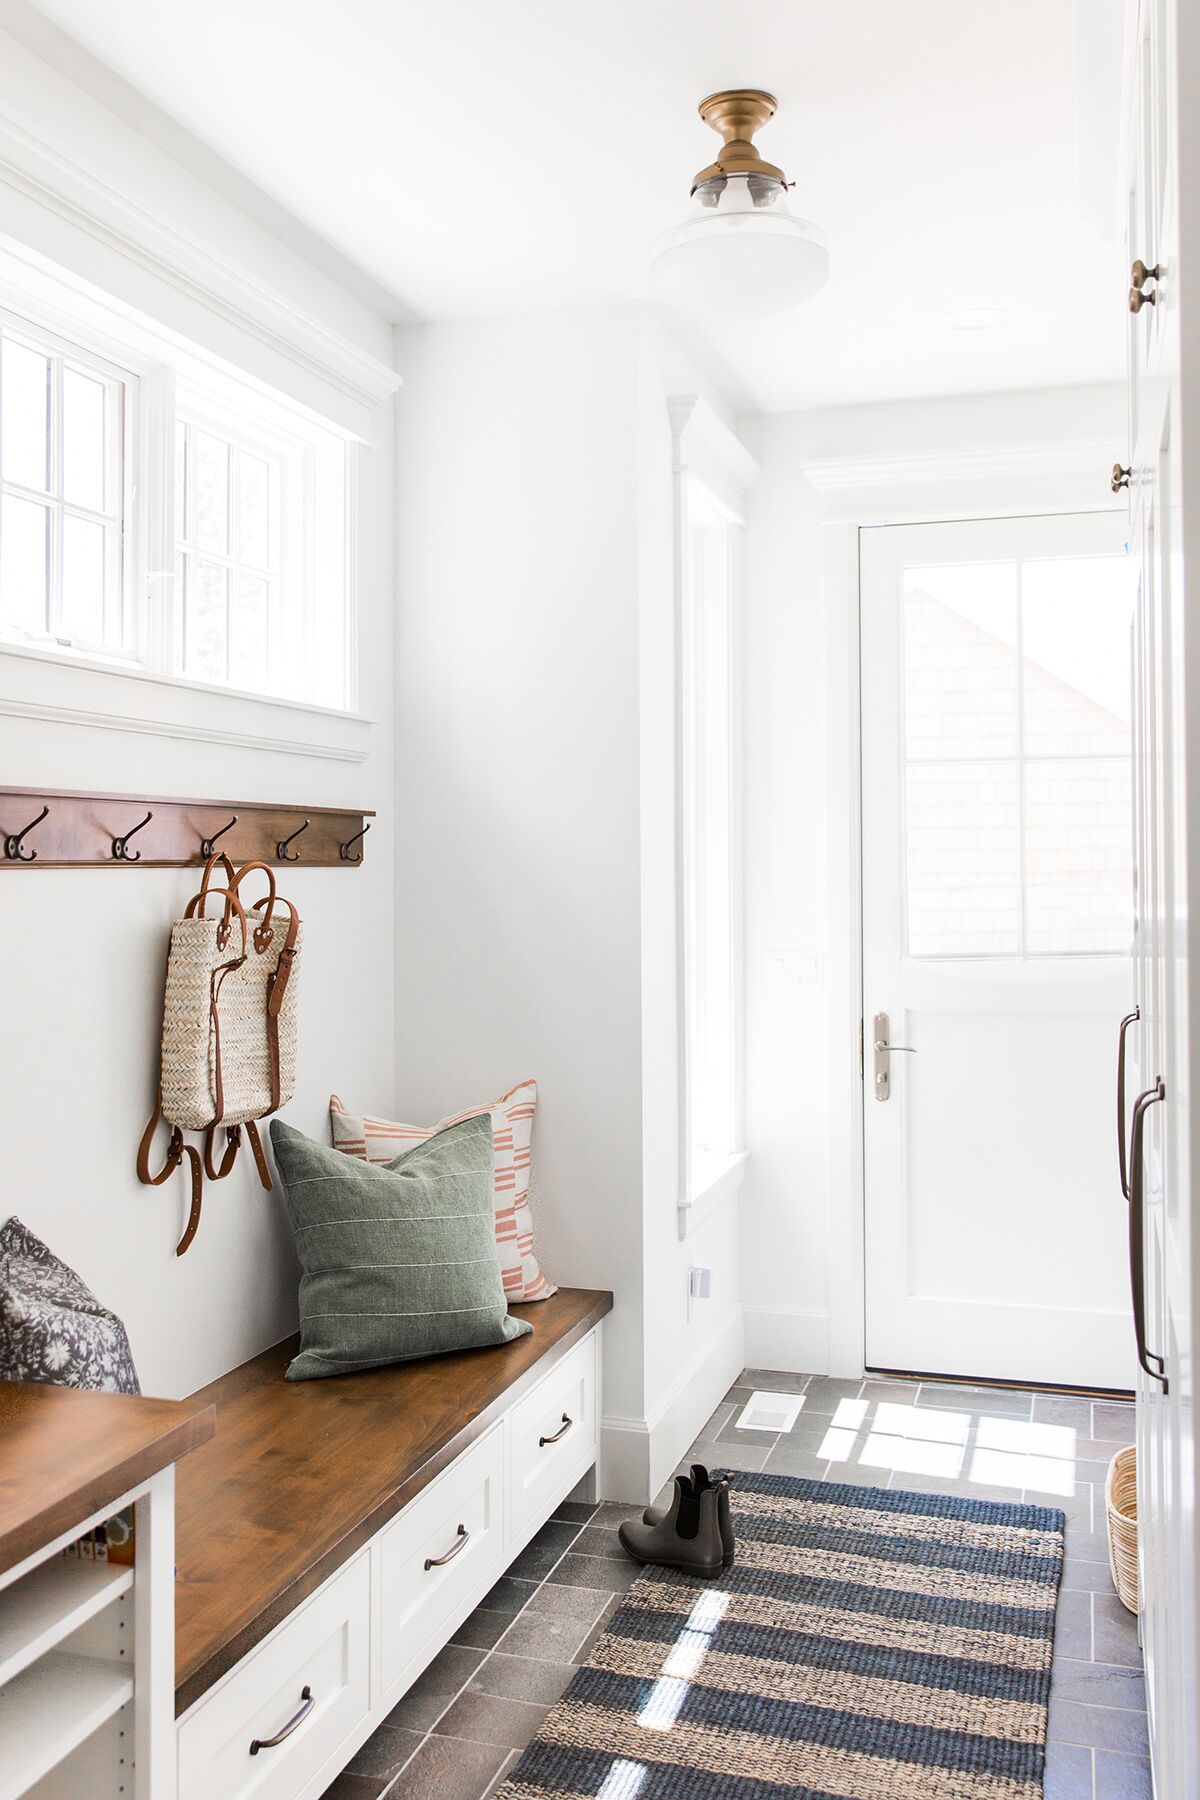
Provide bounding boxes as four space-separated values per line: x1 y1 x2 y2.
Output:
498 1473 1066 1799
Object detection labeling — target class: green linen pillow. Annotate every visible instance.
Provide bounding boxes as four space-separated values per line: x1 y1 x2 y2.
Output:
270 1113 532 1381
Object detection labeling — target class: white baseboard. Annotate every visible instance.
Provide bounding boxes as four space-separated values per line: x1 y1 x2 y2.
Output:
742 1303 833 1376
599 1306 746 1504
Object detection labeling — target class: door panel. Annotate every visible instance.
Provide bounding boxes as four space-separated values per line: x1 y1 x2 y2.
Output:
862 511 1135 1388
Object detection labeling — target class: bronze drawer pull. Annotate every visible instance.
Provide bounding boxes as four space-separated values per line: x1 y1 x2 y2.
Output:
425 1523 469 1570
540 1414 573 1447
249 1685 314 1755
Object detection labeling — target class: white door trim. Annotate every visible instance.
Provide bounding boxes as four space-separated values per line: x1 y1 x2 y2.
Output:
809 440 1125 1380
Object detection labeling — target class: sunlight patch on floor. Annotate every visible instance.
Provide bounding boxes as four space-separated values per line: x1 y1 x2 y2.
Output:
638 1589 729 1732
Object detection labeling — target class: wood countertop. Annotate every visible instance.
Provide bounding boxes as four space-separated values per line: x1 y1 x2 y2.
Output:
0 1382 215 1577
174 1286 613 1714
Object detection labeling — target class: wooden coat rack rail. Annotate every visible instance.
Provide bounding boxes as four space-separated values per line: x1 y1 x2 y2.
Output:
0 787 373 869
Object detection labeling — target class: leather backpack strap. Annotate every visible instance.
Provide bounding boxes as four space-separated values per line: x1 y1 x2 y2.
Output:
203 1123 242 1182
259 898 300 1115
245 1119 274 1191
230 861 278 953
136 1098 204 1257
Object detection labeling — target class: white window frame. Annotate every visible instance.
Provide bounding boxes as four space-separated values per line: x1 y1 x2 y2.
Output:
669 396 758 1234
0 307 135 660
0 257 371 763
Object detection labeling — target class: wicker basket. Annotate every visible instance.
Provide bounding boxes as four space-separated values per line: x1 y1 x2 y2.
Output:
1105 1444 1139 1614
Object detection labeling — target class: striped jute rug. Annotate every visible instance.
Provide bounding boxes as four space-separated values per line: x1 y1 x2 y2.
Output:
497 1473 1066 1799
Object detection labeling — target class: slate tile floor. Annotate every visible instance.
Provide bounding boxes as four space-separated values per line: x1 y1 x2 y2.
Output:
320 1370 1144 1800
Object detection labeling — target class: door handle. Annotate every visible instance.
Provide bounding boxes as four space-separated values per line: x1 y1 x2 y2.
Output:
1116 1006 1140 1201
1128 1078 1167 1391
872 1012 916 1102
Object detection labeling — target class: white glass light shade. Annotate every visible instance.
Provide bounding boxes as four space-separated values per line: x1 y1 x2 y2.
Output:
651 174 829 321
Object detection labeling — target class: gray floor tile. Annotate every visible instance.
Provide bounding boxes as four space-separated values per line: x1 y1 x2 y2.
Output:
1052 1589 1094 1660
468 1652 575 1706
575 1594 623 1664
1093 1594 1142 1668
794 1376 864 1413
546 1550 639 1592
1061 1557 1120 1593
347 1724 423 1781
740 1368 811 1393
860 1378 920 1404
682 1437 770 1474
451 1607 517 1652
591 1501 645 1527
1093 1748 1152 1799
1049 1697 1151 1755
713 1411 780 1449
917 1382 1033 1418
1032 1394 1095 1432
1051 1658 1147 1711
568 1524 627 1561
524 1579 616 1620
550 1500 597 1525
818 1460 892 1488
384 1732 516 1798
762 1439 829 1479
496 1606 598 1663
434 1690 552 1750
1092 1403 1135 1445
1041 1741 1094 1800
476 1576 539 1617
504 1520 581 1582
380 1644 483 1732
480 1750 522 1799
320 1775 387 1800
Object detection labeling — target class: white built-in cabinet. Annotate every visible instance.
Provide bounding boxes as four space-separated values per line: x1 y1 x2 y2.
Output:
1123 1 1200 1794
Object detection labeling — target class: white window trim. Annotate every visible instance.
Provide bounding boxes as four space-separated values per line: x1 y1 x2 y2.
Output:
669 395 759 1236
0 243 374 761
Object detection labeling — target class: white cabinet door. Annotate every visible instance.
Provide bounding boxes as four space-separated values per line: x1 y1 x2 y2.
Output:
1125 3 1200 1796
861 510 1136 1388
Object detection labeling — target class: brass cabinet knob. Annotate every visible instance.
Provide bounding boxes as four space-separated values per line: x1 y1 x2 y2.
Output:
1129 286 1156 313
1112 464 1132 493
1131 258 1161 289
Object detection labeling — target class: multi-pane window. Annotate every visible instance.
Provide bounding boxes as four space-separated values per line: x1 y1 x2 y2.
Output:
175 417 280 692
902 553 1135 957
0 319 127 655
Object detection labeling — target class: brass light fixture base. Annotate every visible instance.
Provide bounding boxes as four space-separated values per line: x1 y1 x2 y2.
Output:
691 88 785 192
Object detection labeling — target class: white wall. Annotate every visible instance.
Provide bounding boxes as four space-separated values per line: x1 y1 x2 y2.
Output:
392 304 747 1499
737 381 1126 1377
0 25 397 1401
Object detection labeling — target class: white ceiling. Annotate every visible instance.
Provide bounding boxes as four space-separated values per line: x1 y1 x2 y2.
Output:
22 0 1128 412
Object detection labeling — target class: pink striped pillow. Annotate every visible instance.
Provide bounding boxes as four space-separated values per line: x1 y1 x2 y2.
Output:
328 1081 555 1304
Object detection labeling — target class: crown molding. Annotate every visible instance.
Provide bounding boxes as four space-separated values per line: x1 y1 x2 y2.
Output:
0 106 401 427
669 394 759 520
801 437 1118 496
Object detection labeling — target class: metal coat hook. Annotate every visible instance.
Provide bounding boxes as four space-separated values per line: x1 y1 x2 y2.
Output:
113 810 153 862
201 814 238 858
5 805 49 862
277 818 310 862
339 821 371 862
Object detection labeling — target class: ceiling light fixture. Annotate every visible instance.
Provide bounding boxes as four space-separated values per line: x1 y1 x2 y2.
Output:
651 90 829 322
944 307 1012 332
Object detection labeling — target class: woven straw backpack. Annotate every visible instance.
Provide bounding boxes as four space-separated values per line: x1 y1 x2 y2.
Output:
138 853 302 1254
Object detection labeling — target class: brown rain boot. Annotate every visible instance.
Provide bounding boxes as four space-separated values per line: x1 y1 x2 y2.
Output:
619 1475 725 1578
645 1465 736 1567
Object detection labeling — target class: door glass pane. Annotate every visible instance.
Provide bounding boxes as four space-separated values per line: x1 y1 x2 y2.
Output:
194 432 230 553
1025 758 1134 954
905 760 1022 956
0 494 49 633
1021 557 1133 755
175 422 188 539
61 513 105 644
61 368 106 512
185 556 228 680
2 340 50 493
904 562 1019 759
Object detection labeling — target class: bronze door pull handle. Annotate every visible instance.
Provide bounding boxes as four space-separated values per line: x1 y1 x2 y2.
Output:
1117 1006 1140 1201
425 1524 469 1570
1128 1078 1168 1391
540 1414 573 1447
249 1685 314 1754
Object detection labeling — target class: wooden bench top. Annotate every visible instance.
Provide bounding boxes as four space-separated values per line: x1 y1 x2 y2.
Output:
0 1383 214 1579
174 1286 613 1714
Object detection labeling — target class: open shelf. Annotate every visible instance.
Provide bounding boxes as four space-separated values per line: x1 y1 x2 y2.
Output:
0 1560 133 1690
0 1651 133 1800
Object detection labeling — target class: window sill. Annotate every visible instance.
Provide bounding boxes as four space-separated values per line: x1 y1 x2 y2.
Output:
677 1150 748 1239
0 639 373 763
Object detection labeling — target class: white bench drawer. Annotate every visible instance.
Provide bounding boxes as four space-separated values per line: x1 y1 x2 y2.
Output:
509 1333 597 1541
177 1553 369 1800
376 1423 505 1702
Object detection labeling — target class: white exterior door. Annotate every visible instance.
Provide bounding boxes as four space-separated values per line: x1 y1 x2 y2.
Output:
861 511 1136 1389
1124 2 1200 1795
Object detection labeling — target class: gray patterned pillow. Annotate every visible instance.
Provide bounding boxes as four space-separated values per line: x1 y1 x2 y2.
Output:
0 1216 140 1394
